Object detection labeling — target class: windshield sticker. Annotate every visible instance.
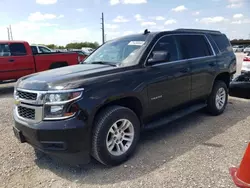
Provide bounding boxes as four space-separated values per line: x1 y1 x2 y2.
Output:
128 41 145 46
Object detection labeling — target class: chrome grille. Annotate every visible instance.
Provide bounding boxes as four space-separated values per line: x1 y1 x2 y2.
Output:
18 106 35 120
16 90 37 101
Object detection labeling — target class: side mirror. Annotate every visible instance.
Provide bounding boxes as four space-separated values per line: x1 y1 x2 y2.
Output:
147 51 169 65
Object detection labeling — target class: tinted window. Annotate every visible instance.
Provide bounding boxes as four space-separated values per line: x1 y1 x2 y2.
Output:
9 43 27 56
0 44 11 56
31 46 38 54
176 35 212 59
211 34 232 53
151 35 179 62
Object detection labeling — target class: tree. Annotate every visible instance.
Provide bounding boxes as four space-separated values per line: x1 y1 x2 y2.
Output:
65 42 99 49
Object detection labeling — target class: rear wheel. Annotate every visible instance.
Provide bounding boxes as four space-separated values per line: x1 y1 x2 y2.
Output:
207 81 228 115
91 105 140 166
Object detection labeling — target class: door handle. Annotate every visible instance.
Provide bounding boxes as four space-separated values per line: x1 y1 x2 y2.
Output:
8 59 15 62
180 67 190 73
209 62 216 67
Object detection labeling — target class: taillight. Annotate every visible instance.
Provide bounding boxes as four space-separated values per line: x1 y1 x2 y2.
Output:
243 57 250 62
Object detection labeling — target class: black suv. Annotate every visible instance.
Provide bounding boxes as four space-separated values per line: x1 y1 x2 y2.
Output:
13 29 236 166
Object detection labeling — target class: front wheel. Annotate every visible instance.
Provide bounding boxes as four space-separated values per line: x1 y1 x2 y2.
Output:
91 105 140 166
207 81 228 116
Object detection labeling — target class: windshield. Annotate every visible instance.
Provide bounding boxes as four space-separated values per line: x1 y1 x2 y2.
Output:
84 35 148 67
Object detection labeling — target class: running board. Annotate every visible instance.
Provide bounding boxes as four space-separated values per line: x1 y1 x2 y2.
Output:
144 103 207 130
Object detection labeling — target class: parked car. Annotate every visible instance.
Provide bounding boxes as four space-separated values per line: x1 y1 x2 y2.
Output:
67 49 88 62
0 41 82 82
30 45 54 53
81 47 94 55
241 52 250 74
233 45 244 52
13 29 236 166
229 72 250 99
243 46 250 53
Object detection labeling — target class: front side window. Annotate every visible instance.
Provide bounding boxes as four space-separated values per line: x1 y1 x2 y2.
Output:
149 35 179 63
9 43 27 56
84 35 148 67
176 35 212 59
0 44 11 57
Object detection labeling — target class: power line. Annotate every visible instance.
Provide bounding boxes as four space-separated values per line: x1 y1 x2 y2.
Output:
101 12 105 44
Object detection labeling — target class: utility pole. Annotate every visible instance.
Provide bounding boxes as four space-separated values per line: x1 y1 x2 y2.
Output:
7 27 10 40
101 12 105 44
9 25 13 40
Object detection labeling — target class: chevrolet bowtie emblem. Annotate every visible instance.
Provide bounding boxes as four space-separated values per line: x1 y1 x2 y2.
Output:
14 99 21 105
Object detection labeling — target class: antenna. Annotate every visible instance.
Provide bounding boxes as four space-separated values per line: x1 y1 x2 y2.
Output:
144 29 150 35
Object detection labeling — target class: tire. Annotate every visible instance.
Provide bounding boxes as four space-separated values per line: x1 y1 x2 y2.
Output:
92 105 140 166
207 80 228 116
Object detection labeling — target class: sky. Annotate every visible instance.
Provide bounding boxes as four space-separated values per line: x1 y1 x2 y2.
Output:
0 0 249 45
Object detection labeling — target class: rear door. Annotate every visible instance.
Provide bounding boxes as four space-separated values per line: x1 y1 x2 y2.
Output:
0 43 34 81
175 34 217 100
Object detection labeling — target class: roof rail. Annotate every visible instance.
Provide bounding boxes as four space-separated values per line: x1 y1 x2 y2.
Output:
175 28 221 34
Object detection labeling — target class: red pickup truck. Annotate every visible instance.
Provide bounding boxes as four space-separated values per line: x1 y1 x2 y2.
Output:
0 41 81 82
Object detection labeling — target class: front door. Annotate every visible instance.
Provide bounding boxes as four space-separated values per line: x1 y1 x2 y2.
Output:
0 43 34 81
146 35 191 116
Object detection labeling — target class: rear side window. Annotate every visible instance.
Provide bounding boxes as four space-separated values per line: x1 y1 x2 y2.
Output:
176 35 212 59
211 34 232 53
31 46 38 54
9 43 27 56
0 44 11 56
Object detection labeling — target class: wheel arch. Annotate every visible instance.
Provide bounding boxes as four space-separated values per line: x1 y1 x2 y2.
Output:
213 72 231 89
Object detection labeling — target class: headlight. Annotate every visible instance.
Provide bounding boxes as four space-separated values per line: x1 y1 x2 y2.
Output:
43 89 83 120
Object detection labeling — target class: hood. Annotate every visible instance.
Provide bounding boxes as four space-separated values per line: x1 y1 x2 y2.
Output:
17 64 116 91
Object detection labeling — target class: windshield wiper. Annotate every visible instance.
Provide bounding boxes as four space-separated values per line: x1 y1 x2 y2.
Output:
89 61 117 67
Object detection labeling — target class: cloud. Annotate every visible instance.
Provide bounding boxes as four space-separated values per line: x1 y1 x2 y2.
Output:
123 0 147 4
28 12 61 22
141 21 156 26
58 14 64 18
153 16 165 21
199 16 228 24
110 0 120 5
192 11 200 16
76 8 84 12
171 5 187 12
227 0 243 8
36 0 57 5
110 0 147 5
135 14 143 21
231 19 250 24
113 16 129 23
233 14 243 19
105 24 119 29
165 19 177 25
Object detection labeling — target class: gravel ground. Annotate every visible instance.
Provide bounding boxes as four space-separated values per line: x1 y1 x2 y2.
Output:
0 53 249 188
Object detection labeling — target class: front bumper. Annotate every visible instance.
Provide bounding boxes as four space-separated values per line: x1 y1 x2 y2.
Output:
13 113 91 165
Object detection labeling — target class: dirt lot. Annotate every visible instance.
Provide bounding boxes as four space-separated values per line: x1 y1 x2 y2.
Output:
0 53 249 188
